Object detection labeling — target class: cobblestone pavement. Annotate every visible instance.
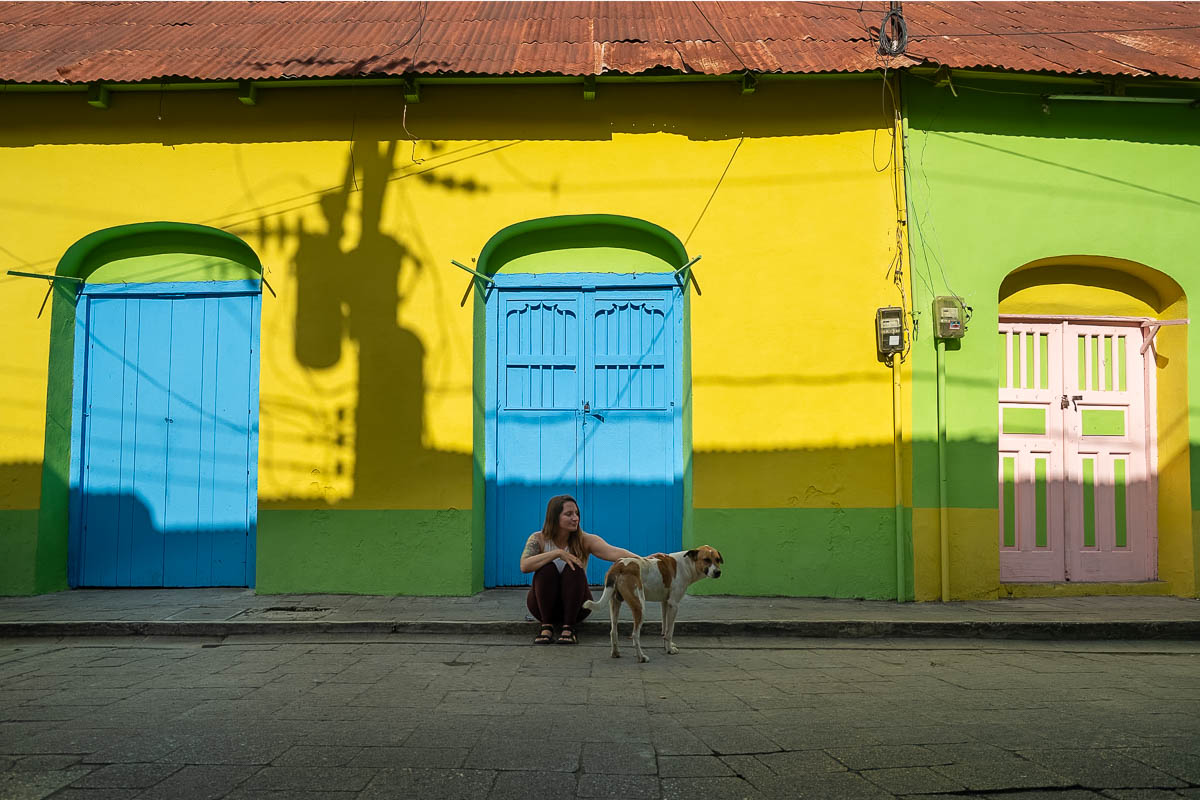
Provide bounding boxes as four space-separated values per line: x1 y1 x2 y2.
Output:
0 633 1198 799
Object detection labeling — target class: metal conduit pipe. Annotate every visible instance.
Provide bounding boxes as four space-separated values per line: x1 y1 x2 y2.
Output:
891 71 910 603
937 339 950 602
893 357 905 602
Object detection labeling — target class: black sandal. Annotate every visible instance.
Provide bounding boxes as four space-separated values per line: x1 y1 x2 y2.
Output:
534 624 555 644
556 625 577 645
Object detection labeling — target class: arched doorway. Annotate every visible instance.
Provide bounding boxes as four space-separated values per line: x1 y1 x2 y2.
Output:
997 257 1186 583
57 223 264 587
475 215 691 587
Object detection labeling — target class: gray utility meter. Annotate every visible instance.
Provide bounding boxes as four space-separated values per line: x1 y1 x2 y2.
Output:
876 306 905 354
933 296 966 339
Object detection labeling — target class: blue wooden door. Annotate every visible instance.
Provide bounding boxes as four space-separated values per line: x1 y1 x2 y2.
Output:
487 277 682 587
491 290 584 586
71 282 260 587
581 291 678 585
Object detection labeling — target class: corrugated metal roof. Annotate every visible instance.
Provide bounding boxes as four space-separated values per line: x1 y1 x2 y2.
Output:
904 2 1200 79
0 2 1196 84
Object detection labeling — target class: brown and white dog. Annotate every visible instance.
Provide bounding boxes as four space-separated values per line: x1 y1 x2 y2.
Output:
583 546 723 663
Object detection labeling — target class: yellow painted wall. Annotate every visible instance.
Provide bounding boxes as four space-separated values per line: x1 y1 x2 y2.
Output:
0 275 50 510
912 507 1000 601
0 80 903 519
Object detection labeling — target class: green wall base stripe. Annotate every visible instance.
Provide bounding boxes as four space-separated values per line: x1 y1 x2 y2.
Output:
257 509 474 595
0 510 40 596
687 507 913 600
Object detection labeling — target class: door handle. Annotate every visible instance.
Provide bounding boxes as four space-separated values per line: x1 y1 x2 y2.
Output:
1070 394 1082 411
581 402 603 422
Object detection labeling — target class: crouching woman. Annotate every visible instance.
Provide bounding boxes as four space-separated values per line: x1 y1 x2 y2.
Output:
520 494 638 645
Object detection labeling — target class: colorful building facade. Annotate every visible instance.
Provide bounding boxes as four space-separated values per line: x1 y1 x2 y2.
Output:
2 3 1198 601
1 77 911 598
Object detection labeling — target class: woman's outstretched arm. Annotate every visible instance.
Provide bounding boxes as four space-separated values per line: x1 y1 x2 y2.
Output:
582 532 638 563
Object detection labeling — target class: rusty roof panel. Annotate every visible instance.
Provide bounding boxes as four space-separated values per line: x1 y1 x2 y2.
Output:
0 2 1197 84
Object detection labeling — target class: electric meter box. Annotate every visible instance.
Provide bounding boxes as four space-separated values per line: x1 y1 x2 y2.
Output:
933 295 966 339
876 306 905 354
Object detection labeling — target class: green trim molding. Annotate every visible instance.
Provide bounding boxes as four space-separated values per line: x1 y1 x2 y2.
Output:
57 222 263 284
476 214 689 276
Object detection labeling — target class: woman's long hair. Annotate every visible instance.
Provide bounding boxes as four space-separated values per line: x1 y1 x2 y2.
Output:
541 494 585 560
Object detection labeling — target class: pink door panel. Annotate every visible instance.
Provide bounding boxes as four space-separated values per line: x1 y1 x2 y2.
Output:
998 323 1065 581
1063 324 1155 581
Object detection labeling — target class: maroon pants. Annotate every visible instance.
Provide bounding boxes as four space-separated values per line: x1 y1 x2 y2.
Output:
526 562 593 626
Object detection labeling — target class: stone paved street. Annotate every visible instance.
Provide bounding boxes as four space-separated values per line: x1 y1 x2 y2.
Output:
0 634 1198 799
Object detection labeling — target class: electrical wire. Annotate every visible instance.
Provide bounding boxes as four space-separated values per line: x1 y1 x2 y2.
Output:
369 1 428 70
906 71 1050 97
908 23 1200 39
878 5 908 57
692 0 749 72
685 137 743 248
797 2 1200 42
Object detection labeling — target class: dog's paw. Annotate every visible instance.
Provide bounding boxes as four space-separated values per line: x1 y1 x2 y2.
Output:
637 653 651 663
610 650 621 659
666 645 679 655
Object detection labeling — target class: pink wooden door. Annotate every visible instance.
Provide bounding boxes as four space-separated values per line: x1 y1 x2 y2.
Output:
999 318 1156 582
1062 323 1155 581
998 323 1066 581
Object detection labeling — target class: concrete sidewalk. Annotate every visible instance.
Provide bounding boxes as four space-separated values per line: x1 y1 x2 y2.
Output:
1 588 1199 639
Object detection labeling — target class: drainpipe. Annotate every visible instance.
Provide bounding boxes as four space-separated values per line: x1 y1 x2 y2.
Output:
891 72 908 603
936 339 950 601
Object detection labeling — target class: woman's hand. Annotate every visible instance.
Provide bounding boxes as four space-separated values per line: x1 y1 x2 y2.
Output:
557 549 585 571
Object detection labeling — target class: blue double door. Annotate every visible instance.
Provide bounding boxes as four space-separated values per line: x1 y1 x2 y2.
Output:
70 282 260 587
488 277 683 586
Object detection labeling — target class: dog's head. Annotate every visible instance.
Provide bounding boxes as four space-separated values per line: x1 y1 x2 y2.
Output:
686 546 724 579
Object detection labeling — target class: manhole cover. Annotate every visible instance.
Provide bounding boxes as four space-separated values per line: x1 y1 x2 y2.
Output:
241 605 333 620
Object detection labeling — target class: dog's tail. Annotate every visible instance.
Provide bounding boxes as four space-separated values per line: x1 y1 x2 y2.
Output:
582 570 618 611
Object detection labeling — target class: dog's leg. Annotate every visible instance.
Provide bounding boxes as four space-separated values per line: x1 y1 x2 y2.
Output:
629 588 649 663
662 600 679 655
608 591 622 659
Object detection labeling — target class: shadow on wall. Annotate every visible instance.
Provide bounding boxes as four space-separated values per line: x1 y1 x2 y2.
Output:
0 81 882 150
67 491 252 588
260 139 478 509
0 83 894 519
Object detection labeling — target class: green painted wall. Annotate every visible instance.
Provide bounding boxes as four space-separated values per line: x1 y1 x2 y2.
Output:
688 508 912 600
258 509 473 594
903 75 1200 597
88 253 259 283
0 510 39 595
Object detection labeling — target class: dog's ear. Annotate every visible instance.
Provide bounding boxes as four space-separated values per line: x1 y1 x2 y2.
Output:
685 549 699 560
713 549 724 564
